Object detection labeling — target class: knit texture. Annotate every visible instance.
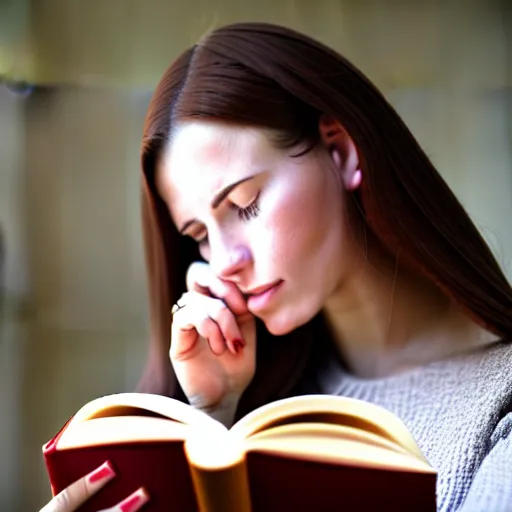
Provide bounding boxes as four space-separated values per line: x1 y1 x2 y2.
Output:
310 341 512 511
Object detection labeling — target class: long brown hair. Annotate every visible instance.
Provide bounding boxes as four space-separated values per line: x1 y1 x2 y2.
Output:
137 22 512 418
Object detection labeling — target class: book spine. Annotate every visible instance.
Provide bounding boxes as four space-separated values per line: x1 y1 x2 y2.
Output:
189 462 252 512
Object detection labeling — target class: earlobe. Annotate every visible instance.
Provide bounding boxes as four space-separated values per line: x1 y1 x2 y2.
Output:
347 168 362 191
331 148 362 191
320 114 362 192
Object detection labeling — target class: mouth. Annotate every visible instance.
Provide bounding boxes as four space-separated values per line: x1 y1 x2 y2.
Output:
244 279 283 297
245 280 284 312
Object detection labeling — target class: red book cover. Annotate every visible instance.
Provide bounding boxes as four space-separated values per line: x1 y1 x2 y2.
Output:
246 451 437 512
43 435 199 511
42 393 437 512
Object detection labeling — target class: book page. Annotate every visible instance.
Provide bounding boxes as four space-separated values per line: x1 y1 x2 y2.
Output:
74 393 221 427
57 393 226 449
230 395 426 462
243 423 434 473
57 416 191 449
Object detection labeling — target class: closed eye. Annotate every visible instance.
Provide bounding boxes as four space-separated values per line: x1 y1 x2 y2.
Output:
232 191 261 222
185 191 261 246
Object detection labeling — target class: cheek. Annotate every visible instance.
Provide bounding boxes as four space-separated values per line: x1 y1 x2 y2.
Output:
261 182 342 269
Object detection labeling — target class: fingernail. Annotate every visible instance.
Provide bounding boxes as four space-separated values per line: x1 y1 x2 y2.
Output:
233 339 245 353
88 461 115 484
119 488 150 512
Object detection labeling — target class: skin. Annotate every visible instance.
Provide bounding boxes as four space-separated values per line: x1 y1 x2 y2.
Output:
40 116 498 509
161 120 353 336
157 115 497 419
39 461 148 512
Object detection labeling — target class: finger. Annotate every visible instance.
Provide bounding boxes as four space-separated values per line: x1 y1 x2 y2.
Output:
196 315 227 356
189 294 238 355
205 298 245 355
209 279 248 316
98 487 149 512
171 295 200 359
186 261 212 292
170 321 199 361
187 262 248 315
39 461 115 512
171 294 226 357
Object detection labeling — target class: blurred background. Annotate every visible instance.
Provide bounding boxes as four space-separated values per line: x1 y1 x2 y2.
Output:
0 0 511 509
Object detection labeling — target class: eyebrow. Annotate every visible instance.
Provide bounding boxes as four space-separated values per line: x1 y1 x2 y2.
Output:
178 175 255 234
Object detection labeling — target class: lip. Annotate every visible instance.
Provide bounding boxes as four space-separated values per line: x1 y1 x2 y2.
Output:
244 279 283 297
246 280 283 312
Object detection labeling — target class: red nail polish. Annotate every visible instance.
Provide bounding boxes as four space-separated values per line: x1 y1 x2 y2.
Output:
233 339 245 353
88 462 115 484
119 491 148 512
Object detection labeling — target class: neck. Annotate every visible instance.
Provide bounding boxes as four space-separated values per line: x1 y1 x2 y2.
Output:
323 242 497 378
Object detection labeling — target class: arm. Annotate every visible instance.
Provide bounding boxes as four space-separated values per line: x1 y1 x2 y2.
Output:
459 413 512 511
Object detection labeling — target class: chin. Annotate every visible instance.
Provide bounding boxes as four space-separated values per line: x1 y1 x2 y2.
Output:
263 320 295 336
259 307 317 336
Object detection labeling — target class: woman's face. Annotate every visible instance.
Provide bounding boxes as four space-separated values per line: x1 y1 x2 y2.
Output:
158 121 360 335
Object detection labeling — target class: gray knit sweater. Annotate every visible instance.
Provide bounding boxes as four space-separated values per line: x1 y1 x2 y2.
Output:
310 340 512 512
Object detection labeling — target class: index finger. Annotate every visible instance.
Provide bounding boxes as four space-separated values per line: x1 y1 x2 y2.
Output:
40 461 115 512
186 262 248 315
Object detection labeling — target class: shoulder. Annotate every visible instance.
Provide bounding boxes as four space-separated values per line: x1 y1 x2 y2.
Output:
459 412 512 511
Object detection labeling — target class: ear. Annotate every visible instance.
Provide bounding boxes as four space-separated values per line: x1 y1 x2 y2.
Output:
319 114 362 191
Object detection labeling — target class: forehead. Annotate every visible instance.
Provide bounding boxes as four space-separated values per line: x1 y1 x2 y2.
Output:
157 122 268 216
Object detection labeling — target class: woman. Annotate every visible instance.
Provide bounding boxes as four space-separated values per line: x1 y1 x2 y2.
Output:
42 22 512 512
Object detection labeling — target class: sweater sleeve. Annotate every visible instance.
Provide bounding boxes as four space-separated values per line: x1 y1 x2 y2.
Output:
459 413 512 511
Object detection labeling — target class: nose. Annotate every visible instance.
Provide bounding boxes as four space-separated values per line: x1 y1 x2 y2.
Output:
210 243 252 281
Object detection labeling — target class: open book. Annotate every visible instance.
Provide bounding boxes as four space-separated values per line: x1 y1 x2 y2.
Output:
43 393 436 511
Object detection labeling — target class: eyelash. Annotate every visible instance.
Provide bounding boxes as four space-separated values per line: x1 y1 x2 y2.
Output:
196 192 261 245
234 192 261 222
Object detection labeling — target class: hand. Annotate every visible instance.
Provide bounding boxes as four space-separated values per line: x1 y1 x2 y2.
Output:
39 461 149 512
170 262 257 425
